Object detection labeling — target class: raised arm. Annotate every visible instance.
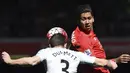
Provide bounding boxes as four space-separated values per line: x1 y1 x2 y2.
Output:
2 51 41 66
111 54 130 63
94 58 118 69
78 52 118 70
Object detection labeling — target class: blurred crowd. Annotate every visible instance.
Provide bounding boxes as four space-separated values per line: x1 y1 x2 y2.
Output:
0 0 130 38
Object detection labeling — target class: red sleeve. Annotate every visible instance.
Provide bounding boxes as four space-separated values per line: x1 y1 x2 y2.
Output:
92 37 106 58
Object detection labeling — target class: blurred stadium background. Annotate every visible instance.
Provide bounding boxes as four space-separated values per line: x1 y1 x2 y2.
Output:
0 0 130 73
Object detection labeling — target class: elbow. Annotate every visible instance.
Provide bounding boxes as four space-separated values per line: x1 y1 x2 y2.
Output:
29 62 37 66
28 60 39 66
22 58 36 66
25 56 40 66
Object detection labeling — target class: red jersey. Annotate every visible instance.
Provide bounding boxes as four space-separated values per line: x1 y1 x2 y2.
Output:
71 27 110 73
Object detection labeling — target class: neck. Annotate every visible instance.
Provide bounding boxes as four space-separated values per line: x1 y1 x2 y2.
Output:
54 45 64 48
84 28 93 34
80 27 93 35
78 26 93 35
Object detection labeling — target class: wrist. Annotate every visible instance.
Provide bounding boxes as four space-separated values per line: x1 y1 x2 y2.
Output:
6 59 13 65
105 60 118 70
111 58 118 63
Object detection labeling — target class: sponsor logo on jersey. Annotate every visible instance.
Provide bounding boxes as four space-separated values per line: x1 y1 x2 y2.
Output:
84 49 91 56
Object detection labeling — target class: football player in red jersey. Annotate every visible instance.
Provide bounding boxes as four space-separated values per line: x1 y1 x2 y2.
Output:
2 28 118 73
71 4 130 73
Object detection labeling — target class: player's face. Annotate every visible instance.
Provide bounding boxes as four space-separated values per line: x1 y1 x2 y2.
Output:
79 12 94 31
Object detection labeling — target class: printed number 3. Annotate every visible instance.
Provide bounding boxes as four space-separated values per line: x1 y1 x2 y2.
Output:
61 59 69 73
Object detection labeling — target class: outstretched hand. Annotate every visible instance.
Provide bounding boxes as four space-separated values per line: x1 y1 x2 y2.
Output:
2 51 12 64
115 54 130 63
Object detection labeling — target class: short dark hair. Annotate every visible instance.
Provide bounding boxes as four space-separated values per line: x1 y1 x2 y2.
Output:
49 33 66 47
76 4 93 25
77 4 92 15
76 4 93 19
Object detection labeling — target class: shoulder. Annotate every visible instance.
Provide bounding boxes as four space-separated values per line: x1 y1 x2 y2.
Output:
71 27 80 36
37 48 51 53
66 49 80 54
92 37 100 44
93 37 99 41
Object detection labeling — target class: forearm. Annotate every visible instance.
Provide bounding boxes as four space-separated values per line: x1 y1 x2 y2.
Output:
8 57 33 65
111 54 130 63
94 58 118 70
2 52 40 65
94 58 108 66
111 56 129 63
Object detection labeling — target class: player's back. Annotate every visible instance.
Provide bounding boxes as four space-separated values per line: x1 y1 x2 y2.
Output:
36 47 95 73
45 47 80 73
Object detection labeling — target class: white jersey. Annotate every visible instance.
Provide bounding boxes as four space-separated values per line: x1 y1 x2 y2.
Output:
36 47 95 73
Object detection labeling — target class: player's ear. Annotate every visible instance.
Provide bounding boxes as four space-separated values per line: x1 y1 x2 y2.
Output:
49 44 51 47
64 43 67 48
92 16 94 22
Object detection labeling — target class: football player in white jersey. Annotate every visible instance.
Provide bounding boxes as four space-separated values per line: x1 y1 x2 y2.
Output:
2 33 117 73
